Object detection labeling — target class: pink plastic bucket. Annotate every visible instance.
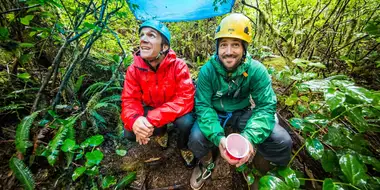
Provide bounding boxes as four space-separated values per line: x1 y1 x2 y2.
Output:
225 133 249 160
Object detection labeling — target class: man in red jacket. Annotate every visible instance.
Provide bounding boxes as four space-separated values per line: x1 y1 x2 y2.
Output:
120 20 196 167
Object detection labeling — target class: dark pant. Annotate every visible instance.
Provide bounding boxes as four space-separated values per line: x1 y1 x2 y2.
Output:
188 110 292 166
124 106 194 150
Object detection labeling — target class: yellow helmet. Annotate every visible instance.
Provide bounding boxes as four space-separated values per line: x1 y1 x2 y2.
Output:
214 13 252 43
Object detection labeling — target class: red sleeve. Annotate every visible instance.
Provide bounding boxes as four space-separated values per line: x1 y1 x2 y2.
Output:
146 60 195 127
120 66 144 131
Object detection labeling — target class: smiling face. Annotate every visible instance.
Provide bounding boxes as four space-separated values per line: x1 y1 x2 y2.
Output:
217 38 244 71
139 27 168 63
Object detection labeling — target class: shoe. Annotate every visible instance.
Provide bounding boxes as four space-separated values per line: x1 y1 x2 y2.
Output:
155 132 168 149
190 153 213 190
180 149 196 168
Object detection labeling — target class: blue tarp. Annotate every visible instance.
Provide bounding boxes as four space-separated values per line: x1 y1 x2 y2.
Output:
127 0 236 22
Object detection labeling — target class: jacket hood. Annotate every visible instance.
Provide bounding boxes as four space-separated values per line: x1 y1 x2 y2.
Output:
133 49 177 71
210 53 252 79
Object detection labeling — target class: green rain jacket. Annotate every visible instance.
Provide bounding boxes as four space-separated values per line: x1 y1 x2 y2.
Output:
195 54 277 147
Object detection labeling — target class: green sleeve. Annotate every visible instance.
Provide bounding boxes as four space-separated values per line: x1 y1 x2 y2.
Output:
241 63 277 145
195 66 225 146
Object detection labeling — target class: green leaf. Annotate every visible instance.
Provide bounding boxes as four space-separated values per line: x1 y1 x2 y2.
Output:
289 118 303 130
360 156 380 172
9 157 35 190
300 96 309 102
72 166 86 181
114 172 137 190
290 72 317 81
285 94 298 106
258 175 291 190
289 118 316 132
343 85 373 104
85 166 99 176
346 107 369 132
16 111 40 154
46 125 68 166
292 58 309 67
324 88 345 111
339 154 369 187
19 43 35 48
48 110 58 118
305 138 324 160
321 150 339 173
85 150 103 167
0 27 9 39
308 62 326 69
116 149 127 156
17 73 31 80
20 15 34 25
331 106 346 118
75 150 84 160
20 53 34 65
277 167 300 188
246 173 255 185
322 178 344 190
102 176 117 189
86 135 104 147
236 164 248 172
61 139 77 152
74 74 86 94
304 114 329 126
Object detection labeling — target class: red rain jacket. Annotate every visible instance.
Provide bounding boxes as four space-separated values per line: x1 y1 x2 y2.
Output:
121 50 195 131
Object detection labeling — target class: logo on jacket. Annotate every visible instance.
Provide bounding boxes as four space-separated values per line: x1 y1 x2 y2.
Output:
215 91 223 98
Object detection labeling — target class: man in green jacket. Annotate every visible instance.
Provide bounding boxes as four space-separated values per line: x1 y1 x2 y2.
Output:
188 13 292 190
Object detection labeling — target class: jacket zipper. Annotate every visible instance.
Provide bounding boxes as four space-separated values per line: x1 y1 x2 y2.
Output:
220 98 224 110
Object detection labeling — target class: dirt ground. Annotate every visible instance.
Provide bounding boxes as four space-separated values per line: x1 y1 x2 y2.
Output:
0 121 248 190
103 127 248 190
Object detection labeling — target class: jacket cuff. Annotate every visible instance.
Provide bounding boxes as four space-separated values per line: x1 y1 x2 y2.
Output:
127 114 141 131
146 116 158 128
213 134 225 147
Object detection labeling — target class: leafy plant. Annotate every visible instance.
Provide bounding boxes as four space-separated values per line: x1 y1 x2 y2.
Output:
9 157 35 190
16 111 40 154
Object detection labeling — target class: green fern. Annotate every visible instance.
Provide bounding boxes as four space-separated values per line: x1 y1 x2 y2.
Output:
65 119 76 168
46 125 68 166
16 111 40 154
9 157 35 190
83 82 106 97
104 87 123 92
100 94 121 103
94 102 120 111
90 110 106 124
114 172 136 190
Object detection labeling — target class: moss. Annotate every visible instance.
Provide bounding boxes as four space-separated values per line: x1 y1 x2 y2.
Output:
0 49 15 66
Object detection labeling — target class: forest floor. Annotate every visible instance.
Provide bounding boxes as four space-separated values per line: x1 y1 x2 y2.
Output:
0 121 248 190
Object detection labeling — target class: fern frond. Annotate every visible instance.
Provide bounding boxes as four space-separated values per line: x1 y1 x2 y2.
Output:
65 119 76 168
9 157 35 190
90 110 106 124
83 82 106 97
46 125 68 166
94 102 120 111
86 92 102 110
104 87 123 93
16 111 40 154
100 94 121 103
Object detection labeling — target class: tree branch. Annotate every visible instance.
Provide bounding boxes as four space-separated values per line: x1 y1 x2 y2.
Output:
0 4 40 15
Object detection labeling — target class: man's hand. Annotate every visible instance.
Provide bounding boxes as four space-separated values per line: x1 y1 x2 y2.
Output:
236 139 255 167
219 137 239 165
132 116 154 145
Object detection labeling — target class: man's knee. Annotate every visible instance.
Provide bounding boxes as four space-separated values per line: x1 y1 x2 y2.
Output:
188 122 212 158
175 113 194 131
273 124 293 150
